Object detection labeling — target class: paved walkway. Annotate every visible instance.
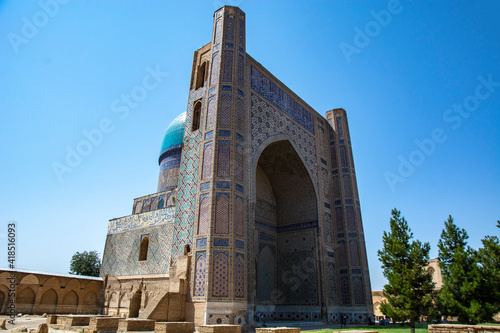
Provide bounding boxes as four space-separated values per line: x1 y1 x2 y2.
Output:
0 315 46 332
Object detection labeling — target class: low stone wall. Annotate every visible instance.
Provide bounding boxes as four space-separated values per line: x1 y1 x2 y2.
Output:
256 328 300 333
86 316 121 333
46 315 58 325
429 324 500 333
155 322 195 333
63 315 93 329
118 318 156 332
199 324 241 333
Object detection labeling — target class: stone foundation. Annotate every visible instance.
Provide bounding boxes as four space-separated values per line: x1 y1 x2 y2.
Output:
86 316 121 333
199 325 242 333
118 318 156 332
63 315 94 329
429 325 500 333
154 322 195 333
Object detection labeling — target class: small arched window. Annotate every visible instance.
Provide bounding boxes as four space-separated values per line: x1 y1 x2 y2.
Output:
192 100 202 132
195 61 207 90
158 198 165 209
183 244 191 255
139 236 149 261
134 201 142 214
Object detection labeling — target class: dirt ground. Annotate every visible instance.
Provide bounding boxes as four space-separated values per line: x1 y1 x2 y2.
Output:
0 315 47 332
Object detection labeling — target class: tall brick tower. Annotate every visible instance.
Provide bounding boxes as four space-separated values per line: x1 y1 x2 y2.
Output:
101 6 372 327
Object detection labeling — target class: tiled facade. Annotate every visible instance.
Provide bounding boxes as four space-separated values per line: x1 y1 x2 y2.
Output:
100 5 372 326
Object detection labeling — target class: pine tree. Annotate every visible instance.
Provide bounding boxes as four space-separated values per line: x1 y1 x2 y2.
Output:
378 209 435 333
437 216 497 324
476 220 500 321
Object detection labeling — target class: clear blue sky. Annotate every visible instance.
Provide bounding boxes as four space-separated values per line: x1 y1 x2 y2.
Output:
0 0 498 291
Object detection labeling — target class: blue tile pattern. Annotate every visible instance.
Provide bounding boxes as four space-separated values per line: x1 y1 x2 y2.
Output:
251 66 314 133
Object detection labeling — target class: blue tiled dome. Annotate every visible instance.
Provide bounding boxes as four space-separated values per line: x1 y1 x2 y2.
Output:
159 112 186 156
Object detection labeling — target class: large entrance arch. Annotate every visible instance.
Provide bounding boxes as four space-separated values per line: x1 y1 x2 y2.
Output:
254 140 320 319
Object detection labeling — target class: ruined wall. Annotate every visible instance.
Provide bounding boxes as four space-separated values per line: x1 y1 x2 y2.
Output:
0 270 102 315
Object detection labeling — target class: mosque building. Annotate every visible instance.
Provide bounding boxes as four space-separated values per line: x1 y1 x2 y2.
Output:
100 5 373 326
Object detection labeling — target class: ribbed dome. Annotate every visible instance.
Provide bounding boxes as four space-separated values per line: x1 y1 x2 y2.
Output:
159 112 186 156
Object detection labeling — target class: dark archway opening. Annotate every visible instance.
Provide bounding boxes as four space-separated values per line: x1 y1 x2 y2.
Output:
255 140 319 318
129 291 142 318
139 236 149 261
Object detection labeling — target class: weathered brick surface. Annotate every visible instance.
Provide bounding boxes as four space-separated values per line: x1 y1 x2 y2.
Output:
46 315 58 325
256 328 300 333
35 324 48 333
118 319 156 332
155 322 194 333
429 325 500 333
87 316 121 332
64 315 93 329
199 325 241 333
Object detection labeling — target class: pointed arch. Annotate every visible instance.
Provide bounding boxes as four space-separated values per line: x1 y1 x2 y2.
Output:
139 236 149 261
212 253 229 297
40 288 58 314
214 194 229 234
17 287 36 314
194 254 206 297
61 290 79 314
234 197 244 237
234 255 245 298
197 196 210 236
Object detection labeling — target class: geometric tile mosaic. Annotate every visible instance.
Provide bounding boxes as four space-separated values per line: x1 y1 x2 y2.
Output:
234 197 244 236
217 141 231 177
234 254 245 298
202 143 213 180
197 197 210 236
214 194 229 235
277 229 318 305
251 67 314 133
223 51 233 83
171 89 203 263
250 93 318 185
194 254 206 297
352 276 364 305
210 52 220 86
212 253 229 297
101 222 174 276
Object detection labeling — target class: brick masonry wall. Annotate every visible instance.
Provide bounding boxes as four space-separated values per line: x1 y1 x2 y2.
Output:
429 325 500 333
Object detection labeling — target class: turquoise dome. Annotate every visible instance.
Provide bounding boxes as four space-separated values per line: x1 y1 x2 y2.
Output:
159 112 186 155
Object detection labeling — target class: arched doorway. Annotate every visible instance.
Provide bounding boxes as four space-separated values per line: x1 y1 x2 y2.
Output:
254 140 319 319
129 291 142 318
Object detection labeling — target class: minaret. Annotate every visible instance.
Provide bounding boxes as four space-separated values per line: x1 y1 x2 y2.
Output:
325 109 373 317
173 6 247 324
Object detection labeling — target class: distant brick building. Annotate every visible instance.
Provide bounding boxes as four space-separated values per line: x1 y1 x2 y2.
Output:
100 6 372 326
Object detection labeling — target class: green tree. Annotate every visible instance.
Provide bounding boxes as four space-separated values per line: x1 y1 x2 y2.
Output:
69 250 101 277
378 209 435 333
437 216 497 324
476 220 500 320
